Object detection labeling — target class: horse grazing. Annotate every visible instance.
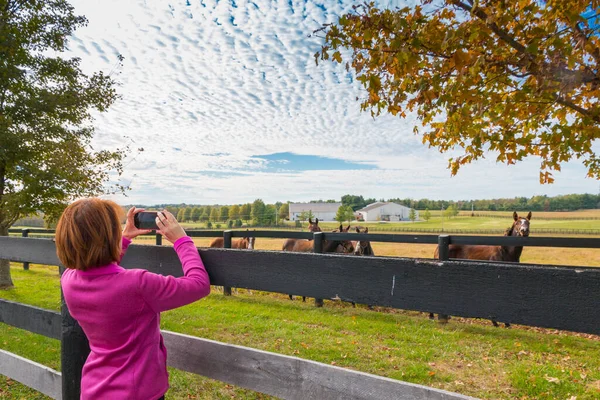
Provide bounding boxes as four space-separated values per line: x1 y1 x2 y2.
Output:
431 211 532 326
210 230 256 249
281 218 321 252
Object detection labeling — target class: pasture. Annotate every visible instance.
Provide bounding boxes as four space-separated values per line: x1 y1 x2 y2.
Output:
1 263 600 400
131 234 600 268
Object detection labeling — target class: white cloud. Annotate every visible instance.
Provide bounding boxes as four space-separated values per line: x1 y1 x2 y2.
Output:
64 0 598 205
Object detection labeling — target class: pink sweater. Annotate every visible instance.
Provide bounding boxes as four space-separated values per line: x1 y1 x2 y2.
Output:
61 236 210 400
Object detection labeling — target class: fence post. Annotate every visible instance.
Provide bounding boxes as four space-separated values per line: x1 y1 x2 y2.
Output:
436 235 450 323
223 230 232 296
60 268 90 400
313 232 324 307
155 233 162 246
22 229 29 270
438 235 450 262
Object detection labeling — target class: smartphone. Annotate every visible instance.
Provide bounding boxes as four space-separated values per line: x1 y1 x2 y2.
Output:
134 211 159 230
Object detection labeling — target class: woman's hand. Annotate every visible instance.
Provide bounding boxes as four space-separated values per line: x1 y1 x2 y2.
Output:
156 210 187 244
122 207 153 241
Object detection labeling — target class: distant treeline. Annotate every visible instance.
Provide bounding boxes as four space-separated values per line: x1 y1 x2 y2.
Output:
340 193 600 212
390 193 600 212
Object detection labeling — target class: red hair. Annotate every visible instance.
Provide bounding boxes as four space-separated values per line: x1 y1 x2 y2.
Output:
56 198 124 270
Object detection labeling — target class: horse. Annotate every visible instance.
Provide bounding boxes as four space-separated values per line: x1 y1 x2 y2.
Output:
209 230 256 249
352 226 374 256
431 211 532 326
281 218 321 252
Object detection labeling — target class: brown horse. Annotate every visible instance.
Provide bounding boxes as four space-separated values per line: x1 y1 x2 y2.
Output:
431 211 532 326
434 212 531 261
352 226 374 256
281 218 321 252
210 230 256 249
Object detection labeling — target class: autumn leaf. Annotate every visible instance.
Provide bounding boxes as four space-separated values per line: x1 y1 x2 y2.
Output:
315 1 600 181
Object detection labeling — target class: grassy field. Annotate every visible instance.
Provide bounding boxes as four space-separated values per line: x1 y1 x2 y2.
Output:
176 214 600 232
424 209 600 219
1 264 599 399
131 234 600 268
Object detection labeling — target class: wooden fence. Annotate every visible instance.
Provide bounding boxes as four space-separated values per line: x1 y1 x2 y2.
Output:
1 230 599 399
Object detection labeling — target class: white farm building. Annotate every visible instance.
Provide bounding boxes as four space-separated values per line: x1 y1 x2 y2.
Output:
356 202 417 222
289 202 341 222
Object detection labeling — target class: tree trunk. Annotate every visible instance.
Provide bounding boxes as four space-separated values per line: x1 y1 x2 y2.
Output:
0 225 14 289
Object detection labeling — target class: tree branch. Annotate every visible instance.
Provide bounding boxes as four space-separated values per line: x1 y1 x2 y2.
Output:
450 0 599 84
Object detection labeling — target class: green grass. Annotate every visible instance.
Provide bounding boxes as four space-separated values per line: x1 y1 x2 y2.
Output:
1 264 600 399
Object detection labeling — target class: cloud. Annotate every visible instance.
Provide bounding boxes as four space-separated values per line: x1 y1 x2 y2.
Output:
65 0 597 205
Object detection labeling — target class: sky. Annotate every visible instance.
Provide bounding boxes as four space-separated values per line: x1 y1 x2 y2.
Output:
63 0 600 205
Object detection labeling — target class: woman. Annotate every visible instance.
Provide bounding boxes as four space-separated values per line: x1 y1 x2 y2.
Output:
57 198 210 400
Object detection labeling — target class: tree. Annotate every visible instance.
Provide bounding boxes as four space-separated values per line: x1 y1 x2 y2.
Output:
219 206 229 222
176 209 185 221
240 204 252 222
335 205 355 223
200 208 209 222
0 0 128 288
229 205 240 221
316 1 600 183
423 208 432 222
183 207 192 222
191 207 202 222
299 210 315 222
409 208 417 222
278 203 290 220
265 204 277 226
251 199 266 225
210 207 220 223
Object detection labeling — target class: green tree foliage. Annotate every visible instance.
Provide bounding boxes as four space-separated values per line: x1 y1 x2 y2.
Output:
183 207 192 222
278 203 290 220
265 204 277 226
229 205 240 220
341 194 376 211
240 203 252 222
409 208 417 222
200 208 209 222
176 209 185 221
317 1 600 183
191 207 202 222
423 208 432 222
0 0 129 288
335 205 355 223
219 206 229 222
299 210 315 222
209 207 220 223
251 199 266 225
235 219 243 228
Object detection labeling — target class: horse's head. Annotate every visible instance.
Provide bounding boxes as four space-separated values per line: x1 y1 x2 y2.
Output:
511 211 532 237
353 226 371 255
308 217 321 233
243 229 255 250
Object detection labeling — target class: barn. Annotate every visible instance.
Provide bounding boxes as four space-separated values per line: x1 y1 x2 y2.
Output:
288 202 341 221
356 202 417 222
